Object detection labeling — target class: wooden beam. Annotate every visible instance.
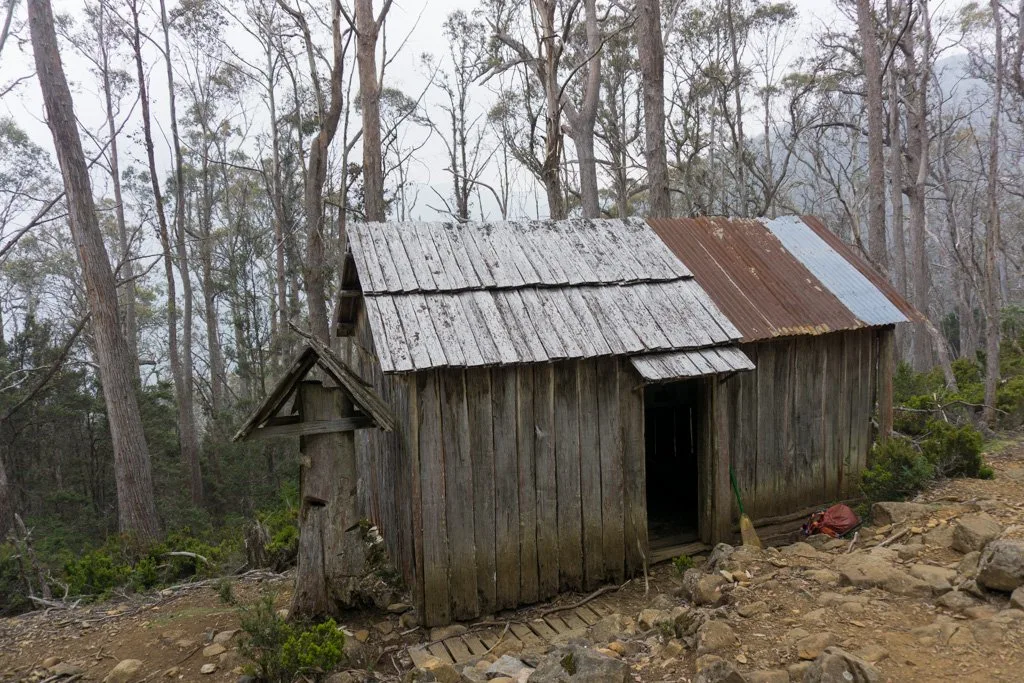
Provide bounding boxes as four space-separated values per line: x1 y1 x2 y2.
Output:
232 347 319 441
249 416 374 440
877 326 895 441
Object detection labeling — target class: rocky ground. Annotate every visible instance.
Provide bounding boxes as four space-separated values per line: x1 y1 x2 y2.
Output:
2 435 1024 683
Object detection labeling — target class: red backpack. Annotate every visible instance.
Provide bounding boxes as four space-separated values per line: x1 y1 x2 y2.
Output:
802 503 861 538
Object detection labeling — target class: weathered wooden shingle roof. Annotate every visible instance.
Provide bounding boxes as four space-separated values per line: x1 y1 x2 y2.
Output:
347 218 747 374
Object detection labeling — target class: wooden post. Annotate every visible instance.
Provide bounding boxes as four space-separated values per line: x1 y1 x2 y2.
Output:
291 380 363 619
877 327 895 442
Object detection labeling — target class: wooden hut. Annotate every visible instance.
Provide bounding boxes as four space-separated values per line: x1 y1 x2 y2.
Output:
334 216 913 626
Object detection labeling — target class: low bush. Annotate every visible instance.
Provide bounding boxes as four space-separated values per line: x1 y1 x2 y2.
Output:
672 554 695 574
238 595 345 682
920 421 985 478
860 437 935 503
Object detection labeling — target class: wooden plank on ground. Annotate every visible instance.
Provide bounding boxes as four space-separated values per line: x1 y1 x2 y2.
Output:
492 366 521 609
544 615 570 634
408 646 434 669
444 637 473 663
509 623 544 647
440 370 478 620
466 367 496 614
574 605 600 625
561 613 588 631
517 366 540 604
597 359 625 583
461 634 488 656
426 642 454 664
534 364 559 599
418 372 450 626
528 619 558 640
554 361 583 591
578 359 604 590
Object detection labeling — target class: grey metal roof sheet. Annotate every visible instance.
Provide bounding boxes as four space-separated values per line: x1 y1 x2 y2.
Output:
349 218 691 294
363 280 740 373
629 346 755 382
760 216 909 327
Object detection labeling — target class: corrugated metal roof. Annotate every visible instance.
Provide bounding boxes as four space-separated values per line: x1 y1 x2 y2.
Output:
364 281 740 373
763 216 909 327
647 217 864 341
799 216 919 321
348 218 690 294
630 346 755 382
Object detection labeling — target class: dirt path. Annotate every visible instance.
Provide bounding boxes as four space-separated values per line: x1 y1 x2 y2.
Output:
3 434 1023 682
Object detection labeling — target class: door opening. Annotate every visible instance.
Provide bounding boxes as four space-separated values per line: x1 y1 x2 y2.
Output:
645 379 704 553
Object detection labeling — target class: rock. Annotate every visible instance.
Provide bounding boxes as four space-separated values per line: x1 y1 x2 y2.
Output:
804 647 879 683
354 629 371 643
486 655 534 681
694 659 747 683
952 513 1002 553
936 590 980 612
202 643 226 658
50 663 86 677
163 667 180 678
783 627 810 645
387 602 412 613
725 545 765 572
429 624 468 641
104 659 144 683
871 501 933 525
325 674 359 683
836 553 931 596
681 568 728 606
897 545 926 561
746 670 788 683
977 539 1024 592
803 534 831 549
958 551 982 579
780 542 819 558
908 564 957 594
971 619 1005 645
853 644 888 663
923 525 955 548
964 605 998 620
587 614 628 643
804 569 840 585
199 664 217 675
212 629 238 645
787 661 813 681
637 608 670 631
41 657 60 669
276 608 289 620
415 657 461 683
796 632 835 660
401 612 420 629
696 620 738 654
659 639 684 659
736 600 768 618
527 645 629 683
706 543 736 571
375 620 395 635
1012 586 1024 610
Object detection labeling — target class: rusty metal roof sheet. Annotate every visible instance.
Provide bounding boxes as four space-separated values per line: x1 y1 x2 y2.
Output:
629 346 755 382
647 216 911 342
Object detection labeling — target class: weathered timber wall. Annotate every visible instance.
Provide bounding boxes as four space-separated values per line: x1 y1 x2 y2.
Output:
720 328 879 522
350 306 416 591
409 358 646 626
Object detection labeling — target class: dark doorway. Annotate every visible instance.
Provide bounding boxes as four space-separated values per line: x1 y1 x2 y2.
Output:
645 379 704 552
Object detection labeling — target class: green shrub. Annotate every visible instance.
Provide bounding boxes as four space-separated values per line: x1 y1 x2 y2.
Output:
920 421 986 478
672 554 695 574
238 595 345 682
997 376 1024 427
218 577 236 606
860 437 935 503
63 548 131 597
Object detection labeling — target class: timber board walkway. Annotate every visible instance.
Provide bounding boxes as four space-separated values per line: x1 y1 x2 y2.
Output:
407 597 617 667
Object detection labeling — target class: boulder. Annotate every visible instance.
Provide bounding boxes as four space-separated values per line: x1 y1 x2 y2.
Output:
871 501 933 525
936 590 981 612
199 664 217 675
1011 586 1024 610
977 539 1024 592
680 568 728 606
923 525 955 549
908 564 957 594
104 659 144 683
796 632 835 660
527 646 628 683
952 513 1002 553
836 553 932 597
696 620 738 654
587 613 628 644
202 644 226 658
637 608 671 631
486 655 534 681
736 600 768 618
212 629 238 645
780 542 819 559
706 543 736 571
958 551 982 579
803 647 879 683
745 670 787 683
694 659 747 683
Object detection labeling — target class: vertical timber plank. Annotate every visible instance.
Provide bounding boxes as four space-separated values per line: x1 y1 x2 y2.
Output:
554 360 583 591
440 370 478 620
466 367 496 614
877 327 894 440
534 364 559 598
578 360 603 589
418 372 450 626
711 378 732 544
620 360 647 575
597 359 625 583
493 366 521 609
408 377 425 621
517 366 539 604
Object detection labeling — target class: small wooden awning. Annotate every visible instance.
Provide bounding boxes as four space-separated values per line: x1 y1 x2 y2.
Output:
232 336 395 442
